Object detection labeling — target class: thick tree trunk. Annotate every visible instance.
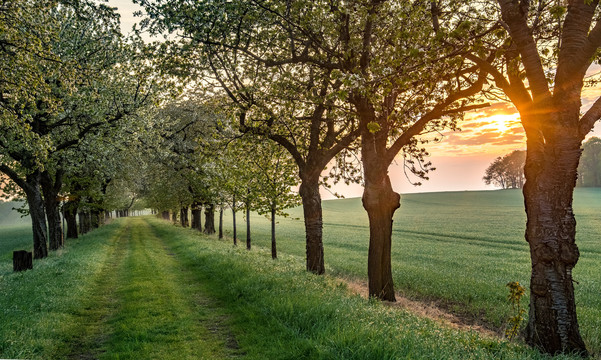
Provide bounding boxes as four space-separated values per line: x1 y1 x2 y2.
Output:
180 206 189 227
362 169 400 301
64 199 78 239
271 204 277 259
523 140 587 355
25 173 49 259
172 211 177 224
232 197 237 246
191 203 202 231
360 121 400 301
204 204 215 235
298 177 324 274
218 207 223 239
161 211 170 220
245 201 251 250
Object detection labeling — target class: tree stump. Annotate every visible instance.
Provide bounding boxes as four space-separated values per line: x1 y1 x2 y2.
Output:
13 250 33 272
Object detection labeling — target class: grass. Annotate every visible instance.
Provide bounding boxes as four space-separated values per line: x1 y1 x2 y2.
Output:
220 188 601 356
0 189 599 358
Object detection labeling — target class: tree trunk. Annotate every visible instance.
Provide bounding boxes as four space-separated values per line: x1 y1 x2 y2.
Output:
361 123 400 301
204 203 215 235
232 197 237 246
523 139 587 355
298 177 324 274
91 209 101 229
64 199 78 239
180 206 189 227
245 200 251 250
161 210 170 220
271 204 277 259
218 207 223 239
362 169 400 301
25 173 49 259
191 203 202 231
40 173 63 251
172 211 177 224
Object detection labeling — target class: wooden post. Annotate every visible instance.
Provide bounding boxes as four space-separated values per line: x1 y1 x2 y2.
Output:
13 250 33 272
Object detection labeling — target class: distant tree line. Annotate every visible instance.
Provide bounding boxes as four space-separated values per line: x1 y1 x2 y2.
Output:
483 150 526 189
484 137 601 189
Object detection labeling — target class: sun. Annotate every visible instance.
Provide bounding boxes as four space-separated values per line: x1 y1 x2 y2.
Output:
479 112 521 133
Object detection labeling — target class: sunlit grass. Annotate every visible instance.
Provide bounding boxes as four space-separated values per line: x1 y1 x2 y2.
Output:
221 188 601 356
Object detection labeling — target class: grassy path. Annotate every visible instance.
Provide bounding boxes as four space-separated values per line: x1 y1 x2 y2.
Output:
64 217 241 360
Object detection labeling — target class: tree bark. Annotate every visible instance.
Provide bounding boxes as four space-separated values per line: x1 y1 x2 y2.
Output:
191 202 202 231
203 203 215 235
25 172 49 259
64 199 78 239
361 151 400 302
245 200 251 250
218 207 223 239
523 136 587 355
232 197 237 246
298 176 324 274
91 209 101 229
180 206 189 227
271 204 277 259
40 171 63 251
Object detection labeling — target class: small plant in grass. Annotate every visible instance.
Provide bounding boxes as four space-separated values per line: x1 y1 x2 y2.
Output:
505 281 526 340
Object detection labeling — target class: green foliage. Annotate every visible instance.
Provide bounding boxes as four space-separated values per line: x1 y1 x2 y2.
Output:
577 137 601 187
483 150 526 189
505 281 526 340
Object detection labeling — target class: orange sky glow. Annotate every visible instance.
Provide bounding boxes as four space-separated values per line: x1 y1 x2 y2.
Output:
108 1 601 198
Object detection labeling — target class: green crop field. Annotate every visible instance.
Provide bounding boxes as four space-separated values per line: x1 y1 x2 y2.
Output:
0 189 599 358
220 188 601 356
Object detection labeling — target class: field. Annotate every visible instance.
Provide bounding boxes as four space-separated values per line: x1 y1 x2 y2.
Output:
0 189 599 359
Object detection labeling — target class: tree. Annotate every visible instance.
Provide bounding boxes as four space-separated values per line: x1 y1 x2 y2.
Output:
136 0 361 274
1 0 160 257
577 137 601 186
483 150 526 189
466 0 601 354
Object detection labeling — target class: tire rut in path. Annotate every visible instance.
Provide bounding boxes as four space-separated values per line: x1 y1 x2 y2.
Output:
66 217 241 359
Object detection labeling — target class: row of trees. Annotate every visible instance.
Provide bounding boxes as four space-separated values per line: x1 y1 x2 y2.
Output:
485 137 601 189
0 0 166 257
3 0 601 355
133 0 601 355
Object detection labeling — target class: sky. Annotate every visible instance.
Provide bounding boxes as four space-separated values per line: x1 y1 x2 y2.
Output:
106 0 601 199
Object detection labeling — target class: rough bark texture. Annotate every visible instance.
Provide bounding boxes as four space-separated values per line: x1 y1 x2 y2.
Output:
13 250 33 272
361 146 400 302
64 200 78 239
522 133 587 355
298 177 324 274
40 177 63 251
203 203 215 235
271 205 277 259
25 173 49 259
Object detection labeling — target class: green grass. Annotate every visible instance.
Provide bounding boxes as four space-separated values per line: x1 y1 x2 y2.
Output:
221 188 601 356
149 217 556 359
0 190 599 359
